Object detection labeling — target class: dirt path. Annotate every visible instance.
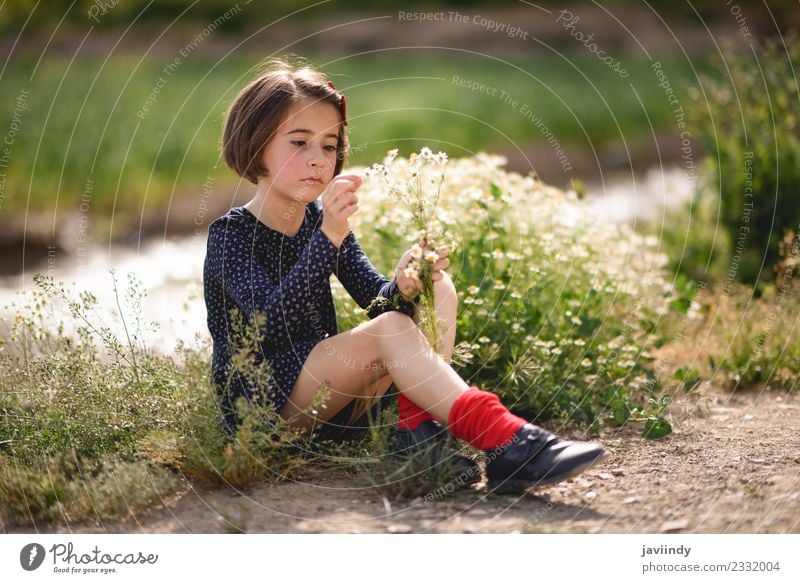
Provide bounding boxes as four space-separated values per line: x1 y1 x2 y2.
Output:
12 387 800 534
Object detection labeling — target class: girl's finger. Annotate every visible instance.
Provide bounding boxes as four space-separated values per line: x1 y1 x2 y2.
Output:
331 184 356 203
339 174 363 186
339 191 358 208
331 192 357 213
325 190 346 210
331 175 361 189
327 180 357 202
433 258 450 271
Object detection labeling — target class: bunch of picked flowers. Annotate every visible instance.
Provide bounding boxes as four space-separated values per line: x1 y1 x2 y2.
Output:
364 147 450 354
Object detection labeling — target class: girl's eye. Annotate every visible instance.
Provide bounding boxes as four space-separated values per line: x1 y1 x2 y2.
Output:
291 141 337 153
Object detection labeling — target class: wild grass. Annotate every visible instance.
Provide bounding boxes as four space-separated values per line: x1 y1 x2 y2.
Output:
0 273 312 528
0 52 710 232
655 281 800 394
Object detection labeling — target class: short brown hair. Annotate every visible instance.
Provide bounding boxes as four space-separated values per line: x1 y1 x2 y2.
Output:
222 57 349 184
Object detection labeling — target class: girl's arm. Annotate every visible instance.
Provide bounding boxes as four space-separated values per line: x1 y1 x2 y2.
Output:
206 218 342 348
334 230 420 318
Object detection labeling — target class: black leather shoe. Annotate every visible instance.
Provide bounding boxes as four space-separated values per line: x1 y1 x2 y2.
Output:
485 423 606 494
387 419 482 486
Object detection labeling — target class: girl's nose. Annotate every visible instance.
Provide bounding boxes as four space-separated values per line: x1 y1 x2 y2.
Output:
308 152 330 171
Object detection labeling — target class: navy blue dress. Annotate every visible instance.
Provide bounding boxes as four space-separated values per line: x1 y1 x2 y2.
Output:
203 198 419 431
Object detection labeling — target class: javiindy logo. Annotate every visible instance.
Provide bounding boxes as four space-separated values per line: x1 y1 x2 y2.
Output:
20 543 46 571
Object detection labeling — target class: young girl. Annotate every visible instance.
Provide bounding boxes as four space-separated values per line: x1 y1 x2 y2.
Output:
203 58 606 494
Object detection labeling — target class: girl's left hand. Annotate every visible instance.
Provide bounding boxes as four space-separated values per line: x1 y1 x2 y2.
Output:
395 242 450 301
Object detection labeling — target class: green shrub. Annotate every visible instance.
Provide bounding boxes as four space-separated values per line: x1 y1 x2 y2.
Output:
689 34 800 286
652 170 731 286
340 153 676 433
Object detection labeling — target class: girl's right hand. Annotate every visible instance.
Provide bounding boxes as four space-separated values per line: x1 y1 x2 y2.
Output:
320 174 361 247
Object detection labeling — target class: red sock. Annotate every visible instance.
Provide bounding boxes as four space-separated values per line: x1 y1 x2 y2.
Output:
396 393 437 430
447 386 527 450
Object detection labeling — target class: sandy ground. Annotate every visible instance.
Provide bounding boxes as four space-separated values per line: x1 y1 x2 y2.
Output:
7 387 799 534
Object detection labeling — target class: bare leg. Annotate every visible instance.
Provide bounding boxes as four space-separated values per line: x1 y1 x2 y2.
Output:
349 271 458 423
413 270 458 364
281 272 465 431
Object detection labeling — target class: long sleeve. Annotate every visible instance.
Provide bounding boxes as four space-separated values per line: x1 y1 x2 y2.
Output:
206 218 340 349
334 230 420 318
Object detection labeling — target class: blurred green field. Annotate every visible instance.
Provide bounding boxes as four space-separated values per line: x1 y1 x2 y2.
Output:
0 52 710 231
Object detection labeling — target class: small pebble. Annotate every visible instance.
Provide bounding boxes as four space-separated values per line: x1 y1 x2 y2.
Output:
387 523 413 534
660 519 690 533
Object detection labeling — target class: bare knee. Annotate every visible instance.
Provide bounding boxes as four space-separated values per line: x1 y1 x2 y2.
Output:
344 311 410 364
366 310 414 351
373 310 415 334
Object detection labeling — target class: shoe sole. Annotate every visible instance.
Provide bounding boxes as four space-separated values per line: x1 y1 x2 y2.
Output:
487 449 607 495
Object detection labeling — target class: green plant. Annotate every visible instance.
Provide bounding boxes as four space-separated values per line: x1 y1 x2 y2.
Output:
690 34 800 286
344 153 677 436
0 273 312 527
651 176 731 286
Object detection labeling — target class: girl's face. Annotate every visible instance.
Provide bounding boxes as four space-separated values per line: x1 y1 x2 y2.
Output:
259 98 342 202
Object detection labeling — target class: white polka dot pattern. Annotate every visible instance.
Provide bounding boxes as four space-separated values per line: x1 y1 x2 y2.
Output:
203 199 419 421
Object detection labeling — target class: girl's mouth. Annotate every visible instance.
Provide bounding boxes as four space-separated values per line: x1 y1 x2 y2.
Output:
302 178 322 184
